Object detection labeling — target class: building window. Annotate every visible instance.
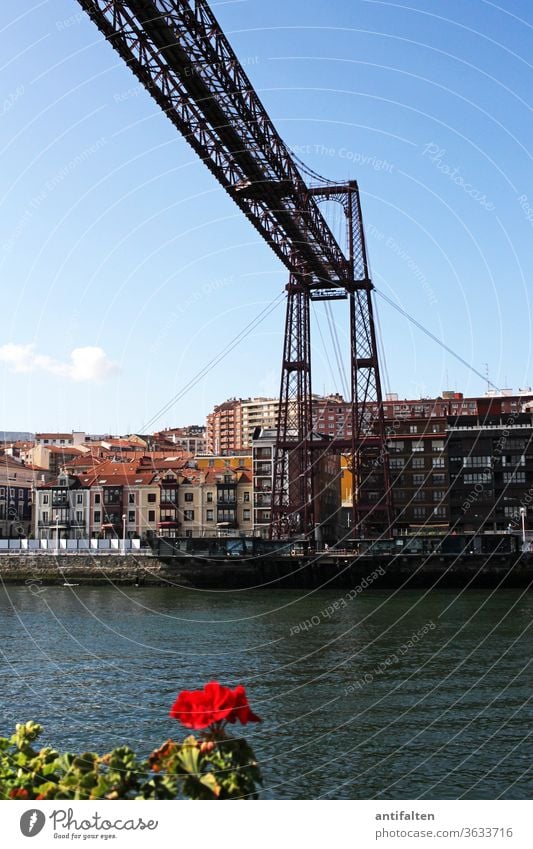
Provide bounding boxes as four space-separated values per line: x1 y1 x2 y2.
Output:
389 459 404 470
42 511 48 522
432 457 445 468
206 509 214 521
433 491 446 501
413 490 424 501
412 458 425 469
128 511 135 523
77 493 83 504
43 494 49 504
76 511 83 522
218 508 236 523
409 425 418 434
206 492 213 503
412 474 425 484
412 441 424 453
94 494 100 504
148 510 156 522
502 455 525 467
503 471 526 484
243 491 250 502
184 510 194 521
433 474 446 484
464 456 491 468
432 440 444 452
243 509 251 521
387 440 404 452
184 492 194 502
104 487 121 504
413 507 426 518
94 511 101 523
464 473 492 484
128 493 135 504
501 438 525 450
433 506 446 519
147 493 156 503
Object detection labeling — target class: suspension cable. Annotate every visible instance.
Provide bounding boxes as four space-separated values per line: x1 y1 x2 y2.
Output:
374 288 501 392
140 290 286 431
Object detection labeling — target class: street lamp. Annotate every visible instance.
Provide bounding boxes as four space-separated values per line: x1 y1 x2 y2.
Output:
122 513 127 556
55 513 59 556
520 507 527 546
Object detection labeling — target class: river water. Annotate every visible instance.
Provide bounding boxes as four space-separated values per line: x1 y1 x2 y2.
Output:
0 583 531 799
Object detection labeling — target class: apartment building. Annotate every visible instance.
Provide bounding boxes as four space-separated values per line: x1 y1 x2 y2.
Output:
28 444 88 475
35 431 86 447
0 457 34 538
155 426 207 455
251 428 341 543
168 467 253 538
206 390 533 455
206 399 244 454
447 414 533 533
381 390 533 420
385 416 449 531
241 398 280 448
33 472 91 541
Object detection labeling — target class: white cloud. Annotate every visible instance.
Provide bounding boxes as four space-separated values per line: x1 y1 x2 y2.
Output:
0 343 118 382
0 343 35 372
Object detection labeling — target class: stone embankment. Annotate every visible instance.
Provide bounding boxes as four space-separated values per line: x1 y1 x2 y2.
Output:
0 551 531 589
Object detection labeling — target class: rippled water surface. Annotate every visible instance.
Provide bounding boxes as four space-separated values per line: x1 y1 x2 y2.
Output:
1 583 532 799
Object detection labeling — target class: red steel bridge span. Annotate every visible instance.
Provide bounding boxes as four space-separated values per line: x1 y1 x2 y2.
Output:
76 0 393 539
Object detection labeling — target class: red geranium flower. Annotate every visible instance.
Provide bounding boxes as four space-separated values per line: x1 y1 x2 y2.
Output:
9 788 29 799
227 684 261 725
169 681 261 730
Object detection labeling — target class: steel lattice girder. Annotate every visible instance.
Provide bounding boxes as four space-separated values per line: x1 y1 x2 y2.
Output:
76 0 353 287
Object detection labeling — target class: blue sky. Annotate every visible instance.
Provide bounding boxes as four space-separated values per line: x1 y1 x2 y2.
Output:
1 0 532 433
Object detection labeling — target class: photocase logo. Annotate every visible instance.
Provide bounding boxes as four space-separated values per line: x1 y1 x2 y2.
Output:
20 810 46 838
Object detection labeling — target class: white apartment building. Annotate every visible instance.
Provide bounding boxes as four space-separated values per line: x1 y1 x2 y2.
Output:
33 473 91 541
35 431 87 447
241 398 280 449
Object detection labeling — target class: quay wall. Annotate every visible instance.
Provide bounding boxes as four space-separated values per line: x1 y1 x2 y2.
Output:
0 552 531 589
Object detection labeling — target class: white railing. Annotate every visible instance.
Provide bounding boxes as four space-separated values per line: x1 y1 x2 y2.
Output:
0 539 147 554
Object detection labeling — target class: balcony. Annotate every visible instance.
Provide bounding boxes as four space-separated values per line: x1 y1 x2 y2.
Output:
38 520 85 529
101 515 122 527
